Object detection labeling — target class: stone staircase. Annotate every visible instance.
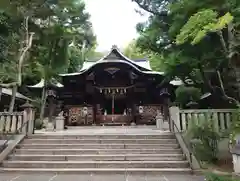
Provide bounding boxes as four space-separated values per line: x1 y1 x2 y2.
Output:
0 133 192 174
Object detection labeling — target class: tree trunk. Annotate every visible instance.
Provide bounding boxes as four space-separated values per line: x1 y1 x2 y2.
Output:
39 87 47 122
48 97 54 123
0 87 2 102
217 70 239 105
218 29 240 99
198 63 213 92
8 86 17 113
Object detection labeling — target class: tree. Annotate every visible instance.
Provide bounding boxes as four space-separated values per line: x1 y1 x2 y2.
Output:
124 39 165 71
29 0 96 122
132 0 240 106
0 0 96 115
0 1 42 111
176 9 239 104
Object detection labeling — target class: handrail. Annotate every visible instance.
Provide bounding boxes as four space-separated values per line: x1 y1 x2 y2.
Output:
0 120 29 152
171 119 194 168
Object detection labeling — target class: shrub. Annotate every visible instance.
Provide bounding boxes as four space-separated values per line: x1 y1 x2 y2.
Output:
175 86 201 108
186 117 220 163
34 118 43 130
205 173 240 181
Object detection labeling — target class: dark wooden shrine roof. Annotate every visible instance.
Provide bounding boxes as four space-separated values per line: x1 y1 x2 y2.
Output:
59 45 165 77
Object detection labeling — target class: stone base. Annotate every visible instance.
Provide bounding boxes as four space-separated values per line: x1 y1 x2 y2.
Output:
55 116 64 130
163 121 169 130
156 118 164 130
42 118 48 128
131 122 136 125
45 122 54 131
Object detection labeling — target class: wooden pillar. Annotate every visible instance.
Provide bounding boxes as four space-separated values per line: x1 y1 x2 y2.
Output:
132 104 136 124
63 105 69 128
111 93 115 122
163 97 170 122
93 104 97 125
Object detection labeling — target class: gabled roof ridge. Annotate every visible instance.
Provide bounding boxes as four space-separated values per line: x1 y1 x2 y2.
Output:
95 45 151 71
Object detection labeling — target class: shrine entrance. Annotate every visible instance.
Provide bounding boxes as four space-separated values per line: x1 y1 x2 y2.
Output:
96 88 133 125
103 98 126 115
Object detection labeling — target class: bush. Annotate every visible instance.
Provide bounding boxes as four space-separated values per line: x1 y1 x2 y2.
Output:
175 86 201 108
34 118 43 130
205 173 240 181
186 117 220 163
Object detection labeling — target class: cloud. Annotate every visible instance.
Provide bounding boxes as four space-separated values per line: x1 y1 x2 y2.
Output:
85 0 149 51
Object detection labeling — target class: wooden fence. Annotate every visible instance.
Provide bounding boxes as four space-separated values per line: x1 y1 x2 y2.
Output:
169 107 237 132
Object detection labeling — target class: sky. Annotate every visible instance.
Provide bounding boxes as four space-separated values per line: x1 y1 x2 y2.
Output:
84 0 149 51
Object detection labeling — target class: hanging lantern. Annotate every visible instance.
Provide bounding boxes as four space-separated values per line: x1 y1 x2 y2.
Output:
139 106 143 114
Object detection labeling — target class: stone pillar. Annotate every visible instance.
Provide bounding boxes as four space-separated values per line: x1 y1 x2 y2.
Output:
20 101 35 135
156 110 164 130
232 153 240 173
169 106 180 132
55 111 64 130
231 135 240 174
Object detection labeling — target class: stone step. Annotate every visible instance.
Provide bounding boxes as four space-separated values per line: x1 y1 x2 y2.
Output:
9 154 185 161
0 167 192 174
15 148 182 155
23 138 177 144
27 134 175 140
18 143 179 149
3 160 189 169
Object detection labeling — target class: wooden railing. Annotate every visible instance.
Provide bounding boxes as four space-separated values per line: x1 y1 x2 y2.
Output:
179 109 236 132
0 112 27 134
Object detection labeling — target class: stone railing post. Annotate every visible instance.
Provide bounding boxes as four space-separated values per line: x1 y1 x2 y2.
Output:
169 106 180 132
231 143 240 174
20 101 35 135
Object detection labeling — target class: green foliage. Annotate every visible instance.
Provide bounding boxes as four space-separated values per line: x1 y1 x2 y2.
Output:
229 106 240 145
34 118 43 130
133 0 240 105
176 10 234 45
186 118 221 163
0 0 96 88
123 39 165 71
175 86 201 108
205 173 240 181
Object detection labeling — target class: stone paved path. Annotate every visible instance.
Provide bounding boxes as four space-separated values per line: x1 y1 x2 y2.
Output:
35 126 169 135
0 173 205 181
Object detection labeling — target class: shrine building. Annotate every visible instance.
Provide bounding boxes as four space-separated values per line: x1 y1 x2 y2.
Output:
51 46 179 126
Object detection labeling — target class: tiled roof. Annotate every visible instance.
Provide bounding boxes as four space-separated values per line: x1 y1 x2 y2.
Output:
2 88 31 101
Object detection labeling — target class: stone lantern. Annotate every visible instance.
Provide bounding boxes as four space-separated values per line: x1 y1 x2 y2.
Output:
20 101 35 135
